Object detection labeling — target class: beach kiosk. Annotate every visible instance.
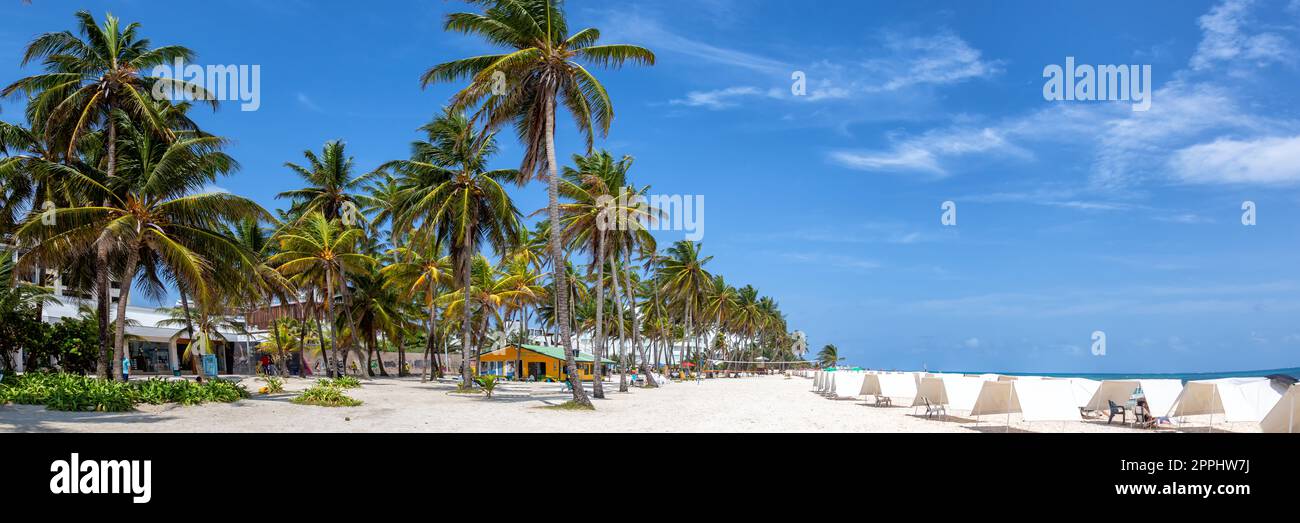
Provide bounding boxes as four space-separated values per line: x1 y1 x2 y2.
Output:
477 344 614 382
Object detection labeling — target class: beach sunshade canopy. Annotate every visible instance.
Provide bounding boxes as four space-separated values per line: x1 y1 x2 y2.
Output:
912 375 986 412
1084 379 1183 417
1170 378 1286 423
971 380 1082 422
1057 378 1101 408
831 371 866 399
860 373 919 399
1261 385 1300 433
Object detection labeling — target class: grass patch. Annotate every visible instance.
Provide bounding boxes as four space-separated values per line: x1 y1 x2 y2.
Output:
317 376 361 389
291 384 363 407
0 373 248 412
540 400 595 411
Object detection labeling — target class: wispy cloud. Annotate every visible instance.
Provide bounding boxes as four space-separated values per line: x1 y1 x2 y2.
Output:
296 92 323 113
1190 0 1292 71
1169 135 1300 185
829 126 1026 177
668 86 782 110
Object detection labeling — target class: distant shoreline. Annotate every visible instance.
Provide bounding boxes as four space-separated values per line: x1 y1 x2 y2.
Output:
933 367 1300 382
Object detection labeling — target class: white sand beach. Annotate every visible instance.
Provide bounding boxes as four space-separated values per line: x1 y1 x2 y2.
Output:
0 375 1259 433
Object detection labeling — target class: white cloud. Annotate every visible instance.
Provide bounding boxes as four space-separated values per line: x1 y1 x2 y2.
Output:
963 337 980 349
296 93 323 113
865 31 1003 92
1169 135 1300 185
668 86 781 110
829 126 1025 176
599 13 789 74
1190 0 1292 71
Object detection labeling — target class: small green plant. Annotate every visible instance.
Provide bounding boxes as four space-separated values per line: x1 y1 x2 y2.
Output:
292 384 362 407
475 375 499 398
259 375 285 394
330 375 361 389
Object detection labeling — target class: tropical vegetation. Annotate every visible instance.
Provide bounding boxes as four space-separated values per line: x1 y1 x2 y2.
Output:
0 4 814 413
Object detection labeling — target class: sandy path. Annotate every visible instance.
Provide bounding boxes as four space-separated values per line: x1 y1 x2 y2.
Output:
0 375 1258 433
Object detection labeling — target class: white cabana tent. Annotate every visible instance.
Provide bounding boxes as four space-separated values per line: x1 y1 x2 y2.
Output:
1261 385 1300 433
860 372 920 402
911 375 989 412
970 380 1083 423
1169 378 1286 423
1053 378 1101 408
830 371 867 399
814 371 826 391
1084 379 1184 418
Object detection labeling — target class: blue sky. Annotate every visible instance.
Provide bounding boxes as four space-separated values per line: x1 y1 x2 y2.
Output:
3 0 1300 374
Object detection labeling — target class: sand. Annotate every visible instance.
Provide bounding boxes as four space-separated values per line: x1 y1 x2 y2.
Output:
0 374 1259 433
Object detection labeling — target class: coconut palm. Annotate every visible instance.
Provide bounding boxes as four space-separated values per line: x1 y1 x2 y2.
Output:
659 241 712 369
816 344 842 368
3 11 210 377
380 109 520 386
268 212 375 377
278 140 375 227
382 244 454 380
704 275 738 366
424 0 655 407
14 116 264 380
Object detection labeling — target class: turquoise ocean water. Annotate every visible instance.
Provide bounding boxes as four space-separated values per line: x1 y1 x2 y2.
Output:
943 367 1300 383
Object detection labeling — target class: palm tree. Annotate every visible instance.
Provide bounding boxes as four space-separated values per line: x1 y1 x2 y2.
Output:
424 0 655 407
15 116 264 380
382 244 453 381
558 150 632 397
268 213 375 377
278 140 375 226
659 241 712 370
816 344 842 368
4 11 210 378
380 109 520 387
704 275 738 367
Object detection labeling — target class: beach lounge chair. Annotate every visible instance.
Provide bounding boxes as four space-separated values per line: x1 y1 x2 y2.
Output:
875 395 893 407
1107 400 1126 424
923 398 946 419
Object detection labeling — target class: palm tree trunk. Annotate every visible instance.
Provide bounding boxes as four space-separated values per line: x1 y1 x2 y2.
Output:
111 248 140 381
623 249 654 387
610 257 628 392
545 98 590 407
94 119 118 379
422 288 438 382
591 232 606 399
459 253 474 387
324 274 338 378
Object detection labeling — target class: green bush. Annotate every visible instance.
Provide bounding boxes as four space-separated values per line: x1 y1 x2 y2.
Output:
0 373 249 411
260 375 285 394
292 384 362 407
317 376 361 389
475 374 499 398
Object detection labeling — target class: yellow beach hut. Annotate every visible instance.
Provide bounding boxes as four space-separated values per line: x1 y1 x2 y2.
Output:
477 344 615 381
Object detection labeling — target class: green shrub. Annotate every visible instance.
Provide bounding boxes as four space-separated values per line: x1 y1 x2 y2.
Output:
260 375 285 394
0 373 249 411
201 378 250 403
317 376 361 389
475 375 499 398
42 376 137 412
292 384 362 407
